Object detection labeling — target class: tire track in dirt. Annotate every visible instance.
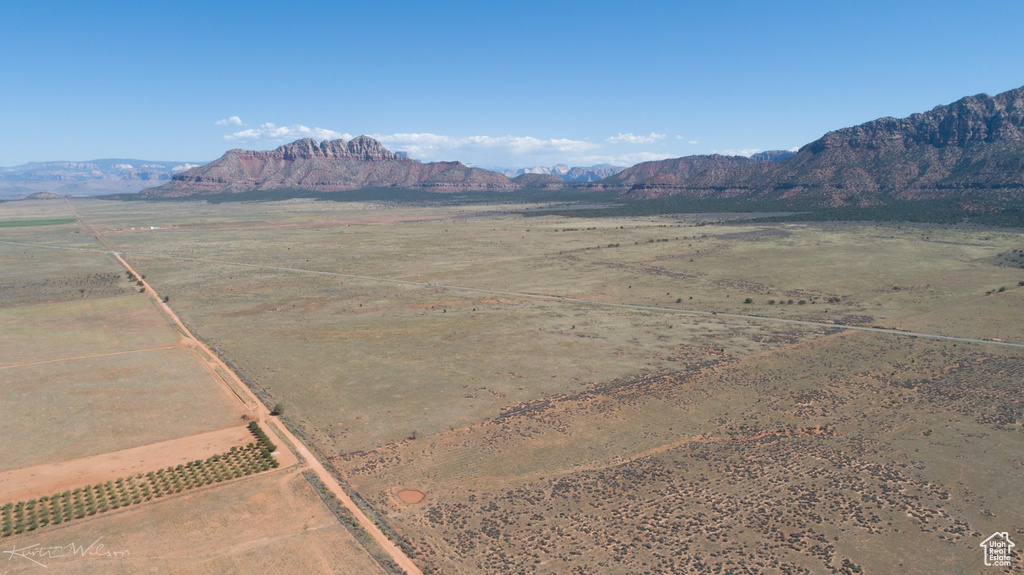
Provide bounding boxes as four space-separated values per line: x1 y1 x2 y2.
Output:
619 424 837 466
0 342 189 370
502 427 840 497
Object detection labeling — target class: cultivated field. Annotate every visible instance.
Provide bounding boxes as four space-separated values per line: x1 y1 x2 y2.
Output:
0 199 394 573
0 468 388 574
4 197 1023 573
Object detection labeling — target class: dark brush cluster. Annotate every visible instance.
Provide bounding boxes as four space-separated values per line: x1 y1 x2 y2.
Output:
0 272 124 306
415 435 970 574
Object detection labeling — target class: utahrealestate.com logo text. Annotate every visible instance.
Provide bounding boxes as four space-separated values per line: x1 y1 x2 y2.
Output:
980 532 1016 568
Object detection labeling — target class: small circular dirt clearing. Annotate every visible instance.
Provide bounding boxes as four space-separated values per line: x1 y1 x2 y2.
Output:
397 488 427 504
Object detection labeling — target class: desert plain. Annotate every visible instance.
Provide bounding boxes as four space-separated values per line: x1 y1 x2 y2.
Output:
1 196 1022 574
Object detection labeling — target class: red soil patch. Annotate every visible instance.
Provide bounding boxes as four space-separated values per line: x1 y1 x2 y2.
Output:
409 300 457 310
0 425 272 502
397 488 427 504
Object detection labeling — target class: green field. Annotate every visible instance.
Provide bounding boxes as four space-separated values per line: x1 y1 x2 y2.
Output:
0 217 77 227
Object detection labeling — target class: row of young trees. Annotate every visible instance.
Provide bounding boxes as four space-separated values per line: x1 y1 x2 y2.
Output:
1 423 279 538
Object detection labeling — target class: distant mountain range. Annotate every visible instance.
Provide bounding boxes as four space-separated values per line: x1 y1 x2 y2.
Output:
0 156 626 200
139 136 514 198
608 86 1024 210
497 164 628 182
0 159 201 199
143 85 1024 211
8 85 1024 214
138 140 800 199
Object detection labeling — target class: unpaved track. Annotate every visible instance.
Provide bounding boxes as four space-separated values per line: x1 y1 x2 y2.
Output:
0 342 189 370
67 199 424 575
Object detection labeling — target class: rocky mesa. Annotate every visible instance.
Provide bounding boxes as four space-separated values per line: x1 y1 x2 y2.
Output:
139 136 515 197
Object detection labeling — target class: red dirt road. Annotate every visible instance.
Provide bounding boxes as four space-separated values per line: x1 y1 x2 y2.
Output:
67 199 424 575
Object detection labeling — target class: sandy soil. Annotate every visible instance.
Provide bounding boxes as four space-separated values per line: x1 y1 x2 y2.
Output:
397 488 427 504
0 425 297 502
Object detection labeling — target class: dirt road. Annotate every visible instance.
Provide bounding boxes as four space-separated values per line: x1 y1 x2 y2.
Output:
67 199 423 575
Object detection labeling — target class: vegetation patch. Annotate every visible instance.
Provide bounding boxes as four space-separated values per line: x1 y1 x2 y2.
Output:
0 422 279 538
0 218 76 227
522 195 1024 226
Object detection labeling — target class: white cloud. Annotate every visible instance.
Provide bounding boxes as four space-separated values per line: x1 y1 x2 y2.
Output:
372 133 599 161
606 132 666 144
573 151 676 166
225 123 350 142
172 163 200 173
688 140 699 145
215 116 244 126
113 163 134 170
214 121 694 167
715 148 761 157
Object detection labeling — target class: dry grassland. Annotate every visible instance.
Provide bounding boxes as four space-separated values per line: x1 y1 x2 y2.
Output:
344 332 1024 573
0 246 247 470
0 295 182 367
5 197 1023 574
1 207 246 471
0 218 133 307
1 325 247 472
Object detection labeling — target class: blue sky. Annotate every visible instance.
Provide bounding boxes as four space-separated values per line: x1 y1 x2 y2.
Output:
1 0 1023 168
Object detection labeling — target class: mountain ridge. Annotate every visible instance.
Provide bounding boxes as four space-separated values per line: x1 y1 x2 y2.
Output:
611 86 1024 209
118 84 1024 211
141 137 514 197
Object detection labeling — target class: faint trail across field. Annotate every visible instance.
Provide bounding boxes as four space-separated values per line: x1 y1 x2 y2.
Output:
0 343 189 370
3 236 1022 350
553 426 837 481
